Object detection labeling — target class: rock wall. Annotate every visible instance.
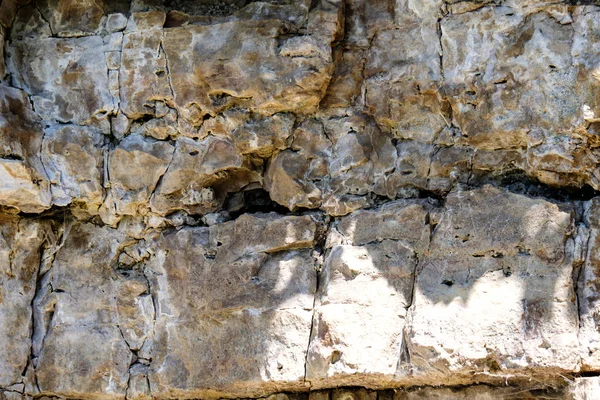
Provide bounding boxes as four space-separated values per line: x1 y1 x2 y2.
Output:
3 0 600 399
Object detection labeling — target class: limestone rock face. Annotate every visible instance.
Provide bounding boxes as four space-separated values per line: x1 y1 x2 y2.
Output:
0 215 50 389
145 213 318 398
307 201 432 387
408 186 580 384
3 0 600 399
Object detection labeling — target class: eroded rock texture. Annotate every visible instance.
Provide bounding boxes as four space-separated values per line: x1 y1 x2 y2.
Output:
3 0 600 399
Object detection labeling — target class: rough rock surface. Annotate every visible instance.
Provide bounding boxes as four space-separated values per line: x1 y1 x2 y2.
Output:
3 0 600 399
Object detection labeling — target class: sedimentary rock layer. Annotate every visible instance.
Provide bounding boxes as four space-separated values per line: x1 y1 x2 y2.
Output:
2 0 600 399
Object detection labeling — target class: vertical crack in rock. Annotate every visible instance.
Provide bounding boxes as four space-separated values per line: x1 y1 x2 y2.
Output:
437 8 445 83
574 206 592 332
159 35 176 104
304 217 330 386
115 323 133 388
147 143 176 205
28 221 69 394
33 1 55 37
139 258 157 398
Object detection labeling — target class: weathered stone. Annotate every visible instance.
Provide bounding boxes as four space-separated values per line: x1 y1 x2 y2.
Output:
363 1 444 139
0 216 49 388
161 20 332 119
36 0 105 37
265 150 323 211
119 13 171 119
9 36 117 126
0 85 50 213
34 223 145 398
4 0 600 398
144 213 318 397
307 201 431 387
442 9 578 148
107 134 174 216
408 185 580 384
41 125 104 212
150 135 259 215
106 13 128 33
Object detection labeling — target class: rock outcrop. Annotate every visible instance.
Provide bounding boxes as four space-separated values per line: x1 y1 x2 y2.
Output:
2 0 600 399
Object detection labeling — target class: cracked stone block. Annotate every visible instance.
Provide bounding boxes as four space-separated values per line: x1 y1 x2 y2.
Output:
442 7 589 152
265 149 323 212
578 198 600 370
363 1 444 140
34 223 151 398
0 160 51 214
320 48 365 110
0 84 50 213
193 109 295 157
0 216 49 388
307 201 432 387
407 185 580 384
229 112 295 158
426 146 473 193
378 141 433 198
144 213 317 398
150 135 260 216
36 0 105 37
107 133 175 216
41 125 104 212
119 2 341 121
119 13 172 119
161 20 333 119
8 36 117 126
266 116 403 216
526 131 600 190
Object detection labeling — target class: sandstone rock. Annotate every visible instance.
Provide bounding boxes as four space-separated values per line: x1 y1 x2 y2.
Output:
363 1 445 140
320 49 364 110
442 8 580 149
119 13 172 119
265 150 323 211
150 135 259 215
3 0 600 398
36 0 105 37
161 20 332 119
